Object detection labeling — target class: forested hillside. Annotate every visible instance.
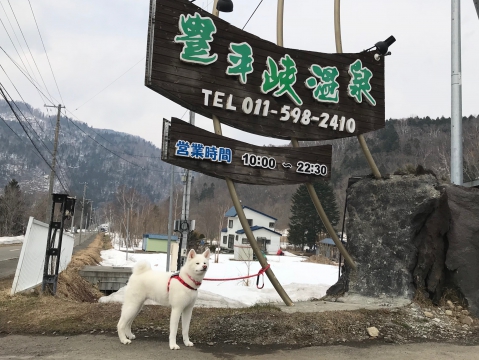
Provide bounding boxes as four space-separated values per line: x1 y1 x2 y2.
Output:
1 98 477 240
0 100 172 206
188 115 479 233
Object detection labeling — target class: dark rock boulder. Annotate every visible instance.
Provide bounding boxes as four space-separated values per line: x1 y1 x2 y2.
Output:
445 185 479 317
328 174 479 317
345 174 441 299
412 188 450 302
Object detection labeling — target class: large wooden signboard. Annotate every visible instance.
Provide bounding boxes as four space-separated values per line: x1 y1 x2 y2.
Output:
146 0 385 141
162 118 332 185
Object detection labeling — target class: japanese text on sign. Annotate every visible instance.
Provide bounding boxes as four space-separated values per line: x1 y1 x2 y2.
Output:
175 140 232 164
174 12 376 108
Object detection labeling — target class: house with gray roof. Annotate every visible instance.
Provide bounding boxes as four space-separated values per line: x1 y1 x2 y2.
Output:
219 205 281 260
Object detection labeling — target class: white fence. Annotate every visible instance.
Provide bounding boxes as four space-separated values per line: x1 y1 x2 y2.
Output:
11 217 74 295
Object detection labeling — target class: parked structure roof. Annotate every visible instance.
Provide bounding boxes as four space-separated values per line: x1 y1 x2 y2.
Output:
224 206 277 220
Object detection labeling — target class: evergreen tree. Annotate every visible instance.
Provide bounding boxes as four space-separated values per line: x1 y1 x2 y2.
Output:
288 181 340 249
0 179 26 236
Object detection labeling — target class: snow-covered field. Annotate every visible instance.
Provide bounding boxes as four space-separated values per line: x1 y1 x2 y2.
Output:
100 239 339 308
1 234 339 307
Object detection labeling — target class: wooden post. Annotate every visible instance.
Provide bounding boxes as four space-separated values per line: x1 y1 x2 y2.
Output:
334 0 381 180
277 0 357 269
212 3 293 306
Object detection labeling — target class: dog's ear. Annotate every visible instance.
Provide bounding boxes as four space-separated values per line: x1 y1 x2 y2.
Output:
187 249 196 260
203 248 210 258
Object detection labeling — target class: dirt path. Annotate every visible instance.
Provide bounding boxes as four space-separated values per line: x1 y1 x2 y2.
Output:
0 335 478 360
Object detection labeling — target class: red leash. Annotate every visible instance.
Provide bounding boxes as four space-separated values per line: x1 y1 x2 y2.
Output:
203 264 271 289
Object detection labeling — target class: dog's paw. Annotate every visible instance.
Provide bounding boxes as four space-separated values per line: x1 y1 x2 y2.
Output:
120 339 131 345
184 341 194 347
127 334 136 340
170 343 180 350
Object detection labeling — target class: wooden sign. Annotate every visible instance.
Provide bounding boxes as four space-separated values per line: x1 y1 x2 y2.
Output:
146 0 385 141
162 118 332 185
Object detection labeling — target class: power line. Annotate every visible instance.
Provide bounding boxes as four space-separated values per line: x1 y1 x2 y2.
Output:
0 3 34 78
8 1 54 101
28 0 65 107
0 48 170 169
0 112 69 189
0 64 70 172
0 64 49 136
74 57 145 111
1 46 161 160
0 86 71 190
0 114 23 140
0 10 49 108
242 0 264 30
0 85 68 192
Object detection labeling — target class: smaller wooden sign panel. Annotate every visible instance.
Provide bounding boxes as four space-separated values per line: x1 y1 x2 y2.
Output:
162 118 332 186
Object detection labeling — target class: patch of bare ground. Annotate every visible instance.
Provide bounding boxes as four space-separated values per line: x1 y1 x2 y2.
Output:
303 254 338 266
0 236 478 347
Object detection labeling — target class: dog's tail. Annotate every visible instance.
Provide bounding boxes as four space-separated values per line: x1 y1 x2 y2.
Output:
132 261 151 275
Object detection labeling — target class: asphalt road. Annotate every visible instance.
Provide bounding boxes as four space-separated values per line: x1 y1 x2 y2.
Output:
0 335 478 360
0 232 98 280
0 245 22 279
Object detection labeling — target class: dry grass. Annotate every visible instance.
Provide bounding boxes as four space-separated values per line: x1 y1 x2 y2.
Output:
2 235 477 346
303 254 338 266
0 233 117 334
438 287 468 308
55 233 112 302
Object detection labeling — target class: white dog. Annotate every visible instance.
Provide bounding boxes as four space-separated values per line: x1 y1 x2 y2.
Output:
117 248 210 349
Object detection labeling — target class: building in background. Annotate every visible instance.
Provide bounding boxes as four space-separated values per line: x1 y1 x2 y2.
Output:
219 206 281 260
142 234 178 253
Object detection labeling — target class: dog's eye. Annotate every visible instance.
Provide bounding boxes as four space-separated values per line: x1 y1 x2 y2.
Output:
196 262 199 265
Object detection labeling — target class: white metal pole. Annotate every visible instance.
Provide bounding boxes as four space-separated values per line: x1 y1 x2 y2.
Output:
166 166 174 271
126 207 130 260
451 0 463 185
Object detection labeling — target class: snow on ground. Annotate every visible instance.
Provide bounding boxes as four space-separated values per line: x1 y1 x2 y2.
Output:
0 236 24 245
99 240 339 308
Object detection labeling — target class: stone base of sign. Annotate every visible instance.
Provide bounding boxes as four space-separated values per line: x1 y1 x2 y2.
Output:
327 173 479 318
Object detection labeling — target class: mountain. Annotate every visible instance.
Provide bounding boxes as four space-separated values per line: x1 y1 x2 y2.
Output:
189 114 479 231
2 99 478 236
0 100 172 207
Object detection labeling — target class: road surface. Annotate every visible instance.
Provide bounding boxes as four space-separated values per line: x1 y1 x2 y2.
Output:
0 335 478 359
0 233 98 280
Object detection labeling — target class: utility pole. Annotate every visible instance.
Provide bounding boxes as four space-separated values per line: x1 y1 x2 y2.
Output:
167 166 174 271
451 0 463 185
126 207 130 261
44 104 65 222
90 201 94 230
177 111 195 269
79 183 87 244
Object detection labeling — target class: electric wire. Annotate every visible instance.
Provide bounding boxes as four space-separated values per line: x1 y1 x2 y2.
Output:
242 0 264 30
0 114 23 140
1 64 51 140
0 112 69 188
0 77 71 189
8 1 54 101
0 48 169 170
0 46 164 161
0 64 70 177
74 57 145 111
0 1 46 111
28 0 65 106
0 9 50 112
0 85 68 192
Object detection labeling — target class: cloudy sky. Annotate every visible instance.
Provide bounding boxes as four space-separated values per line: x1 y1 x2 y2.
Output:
1 0 478 148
